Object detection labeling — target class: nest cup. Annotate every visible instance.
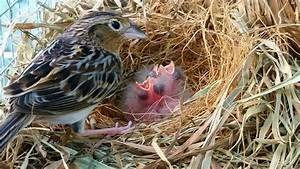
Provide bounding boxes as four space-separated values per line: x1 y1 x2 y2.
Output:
0 0 300 168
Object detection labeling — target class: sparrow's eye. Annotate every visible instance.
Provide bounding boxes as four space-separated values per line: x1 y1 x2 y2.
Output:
109 19 122 31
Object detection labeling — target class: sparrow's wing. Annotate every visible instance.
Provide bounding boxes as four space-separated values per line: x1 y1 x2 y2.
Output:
4 36 121 115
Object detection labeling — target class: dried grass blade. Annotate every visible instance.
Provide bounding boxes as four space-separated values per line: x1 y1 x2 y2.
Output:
238 71 300 103
113 141 160 153
152 137 173 169
20 143 36 169
269 144 285 169
41 140 69 169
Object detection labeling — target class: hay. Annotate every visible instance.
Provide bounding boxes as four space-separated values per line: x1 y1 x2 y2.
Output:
0 0 299 168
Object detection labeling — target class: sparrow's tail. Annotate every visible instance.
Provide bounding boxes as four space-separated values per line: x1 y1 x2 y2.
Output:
0 112 32 151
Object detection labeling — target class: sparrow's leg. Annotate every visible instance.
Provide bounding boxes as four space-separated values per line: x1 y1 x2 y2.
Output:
71 119 85 133
74 121 134 137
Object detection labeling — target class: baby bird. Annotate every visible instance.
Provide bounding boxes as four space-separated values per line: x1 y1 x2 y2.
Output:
0 11 146 151
122 61 187 122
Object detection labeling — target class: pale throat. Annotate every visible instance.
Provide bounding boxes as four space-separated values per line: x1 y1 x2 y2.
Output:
100 36 124 55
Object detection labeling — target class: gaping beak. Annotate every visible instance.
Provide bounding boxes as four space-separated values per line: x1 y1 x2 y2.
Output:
123 24 147 39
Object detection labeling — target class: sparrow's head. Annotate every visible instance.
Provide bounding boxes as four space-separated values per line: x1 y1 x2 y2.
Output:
67 11 146 54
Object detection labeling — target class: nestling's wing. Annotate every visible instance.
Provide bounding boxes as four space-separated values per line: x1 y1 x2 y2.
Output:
5 36 121 115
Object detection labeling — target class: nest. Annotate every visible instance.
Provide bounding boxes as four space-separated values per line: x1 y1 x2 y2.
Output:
0 0 299 168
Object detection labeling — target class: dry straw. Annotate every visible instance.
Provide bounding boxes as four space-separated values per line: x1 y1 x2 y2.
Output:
0 0 299 168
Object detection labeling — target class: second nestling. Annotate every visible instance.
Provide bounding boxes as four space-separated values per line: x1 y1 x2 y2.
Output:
121 61 190 122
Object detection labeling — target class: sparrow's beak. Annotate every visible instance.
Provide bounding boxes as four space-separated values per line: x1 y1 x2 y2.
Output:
123 24 147 39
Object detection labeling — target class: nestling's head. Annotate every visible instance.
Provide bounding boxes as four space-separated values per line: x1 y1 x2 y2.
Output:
121 61 187 122
66 11 146 54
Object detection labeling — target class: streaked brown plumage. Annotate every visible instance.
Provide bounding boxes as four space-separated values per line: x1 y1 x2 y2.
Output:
0 11 146 151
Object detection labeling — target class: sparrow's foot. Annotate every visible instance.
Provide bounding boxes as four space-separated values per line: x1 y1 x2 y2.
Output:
79 121 134 137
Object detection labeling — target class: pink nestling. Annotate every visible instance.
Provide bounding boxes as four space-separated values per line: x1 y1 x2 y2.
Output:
121 61 188 122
